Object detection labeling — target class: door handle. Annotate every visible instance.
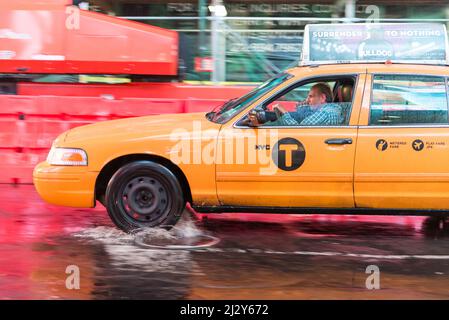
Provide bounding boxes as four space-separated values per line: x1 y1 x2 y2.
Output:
325 138 353 145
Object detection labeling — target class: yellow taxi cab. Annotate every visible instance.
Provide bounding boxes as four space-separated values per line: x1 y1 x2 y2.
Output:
34 23 449 231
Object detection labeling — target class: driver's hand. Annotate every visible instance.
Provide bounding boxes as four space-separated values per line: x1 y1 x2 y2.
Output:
273 103 287 115
248 110 261 127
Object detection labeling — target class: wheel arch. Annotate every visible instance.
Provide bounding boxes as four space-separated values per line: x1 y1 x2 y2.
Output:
95 154 192 206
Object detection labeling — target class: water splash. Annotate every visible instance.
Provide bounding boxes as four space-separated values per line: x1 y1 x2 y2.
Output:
72 210 219 250
73 226 133 245
133 212 220 250
71 211 209 275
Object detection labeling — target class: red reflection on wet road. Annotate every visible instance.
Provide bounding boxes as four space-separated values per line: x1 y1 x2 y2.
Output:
0 185 431 244
0 185 111 244
0 184 448 299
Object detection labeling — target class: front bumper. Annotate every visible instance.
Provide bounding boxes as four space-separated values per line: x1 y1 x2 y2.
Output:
33 161 97 208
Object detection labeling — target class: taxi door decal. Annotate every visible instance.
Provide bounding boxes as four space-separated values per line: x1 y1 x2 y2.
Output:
271 137 306 171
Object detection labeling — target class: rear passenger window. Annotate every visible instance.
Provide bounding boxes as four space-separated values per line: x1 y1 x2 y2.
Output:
370 75 448 125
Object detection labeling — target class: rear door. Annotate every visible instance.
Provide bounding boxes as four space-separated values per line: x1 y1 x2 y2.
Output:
354 71 449 209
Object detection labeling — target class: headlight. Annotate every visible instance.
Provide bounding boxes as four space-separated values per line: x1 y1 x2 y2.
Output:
47 147 88 166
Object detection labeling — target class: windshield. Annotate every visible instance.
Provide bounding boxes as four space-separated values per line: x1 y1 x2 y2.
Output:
206 72 294 124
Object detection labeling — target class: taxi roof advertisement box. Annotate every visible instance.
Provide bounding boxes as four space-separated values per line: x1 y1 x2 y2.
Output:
301 23 449 66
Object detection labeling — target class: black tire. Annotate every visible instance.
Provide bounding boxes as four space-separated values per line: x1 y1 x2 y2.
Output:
105 161 185 232
97 194 106 207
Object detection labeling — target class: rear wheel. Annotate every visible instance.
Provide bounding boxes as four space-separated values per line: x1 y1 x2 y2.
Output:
105 161 185 232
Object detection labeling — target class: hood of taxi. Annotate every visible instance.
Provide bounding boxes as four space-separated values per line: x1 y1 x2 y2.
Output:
64 112 219 143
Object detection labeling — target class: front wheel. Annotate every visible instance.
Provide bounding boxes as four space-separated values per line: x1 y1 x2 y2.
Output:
105 161 185 232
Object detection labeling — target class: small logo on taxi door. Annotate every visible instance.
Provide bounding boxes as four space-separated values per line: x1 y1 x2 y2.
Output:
376 139 388 151
412 139 424 151
272 137 305 171
255 144 270 150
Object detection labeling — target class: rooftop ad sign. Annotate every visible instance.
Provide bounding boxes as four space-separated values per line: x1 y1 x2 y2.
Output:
300 23 448 65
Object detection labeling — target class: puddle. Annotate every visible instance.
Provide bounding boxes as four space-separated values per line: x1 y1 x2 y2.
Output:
133 229 220 250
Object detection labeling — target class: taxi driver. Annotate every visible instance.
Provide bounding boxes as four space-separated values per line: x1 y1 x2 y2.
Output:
248 83 342 126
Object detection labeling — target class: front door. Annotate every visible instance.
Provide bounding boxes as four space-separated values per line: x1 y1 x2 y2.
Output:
215 74 366 208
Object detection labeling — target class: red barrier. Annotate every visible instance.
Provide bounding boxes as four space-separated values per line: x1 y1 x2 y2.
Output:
0 83 254 184
0 149 48 184
184 99 226 113
18 82 254 100
266 101 298 112
112 98 185 117
0 96 36 117
0 120 22 147
38 96 113 119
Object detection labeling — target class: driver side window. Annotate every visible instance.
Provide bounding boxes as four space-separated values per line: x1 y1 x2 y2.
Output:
243 77 355 127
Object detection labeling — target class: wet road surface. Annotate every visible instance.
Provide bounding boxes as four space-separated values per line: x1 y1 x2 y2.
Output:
1 185 449 299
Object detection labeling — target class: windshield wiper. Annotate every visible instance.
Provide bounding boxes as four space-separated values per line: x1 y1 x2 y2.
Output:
206 111 216 120
206 98 239 123
218 98 238 113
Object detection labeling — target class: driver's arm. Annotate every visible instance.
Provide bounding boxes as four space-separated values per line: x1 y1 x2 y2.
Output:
272 103 299 126
277 113 299 126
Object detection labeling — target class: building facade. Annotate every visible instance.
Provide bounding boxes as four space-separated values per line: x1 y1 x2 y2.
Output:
84 1 449 82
